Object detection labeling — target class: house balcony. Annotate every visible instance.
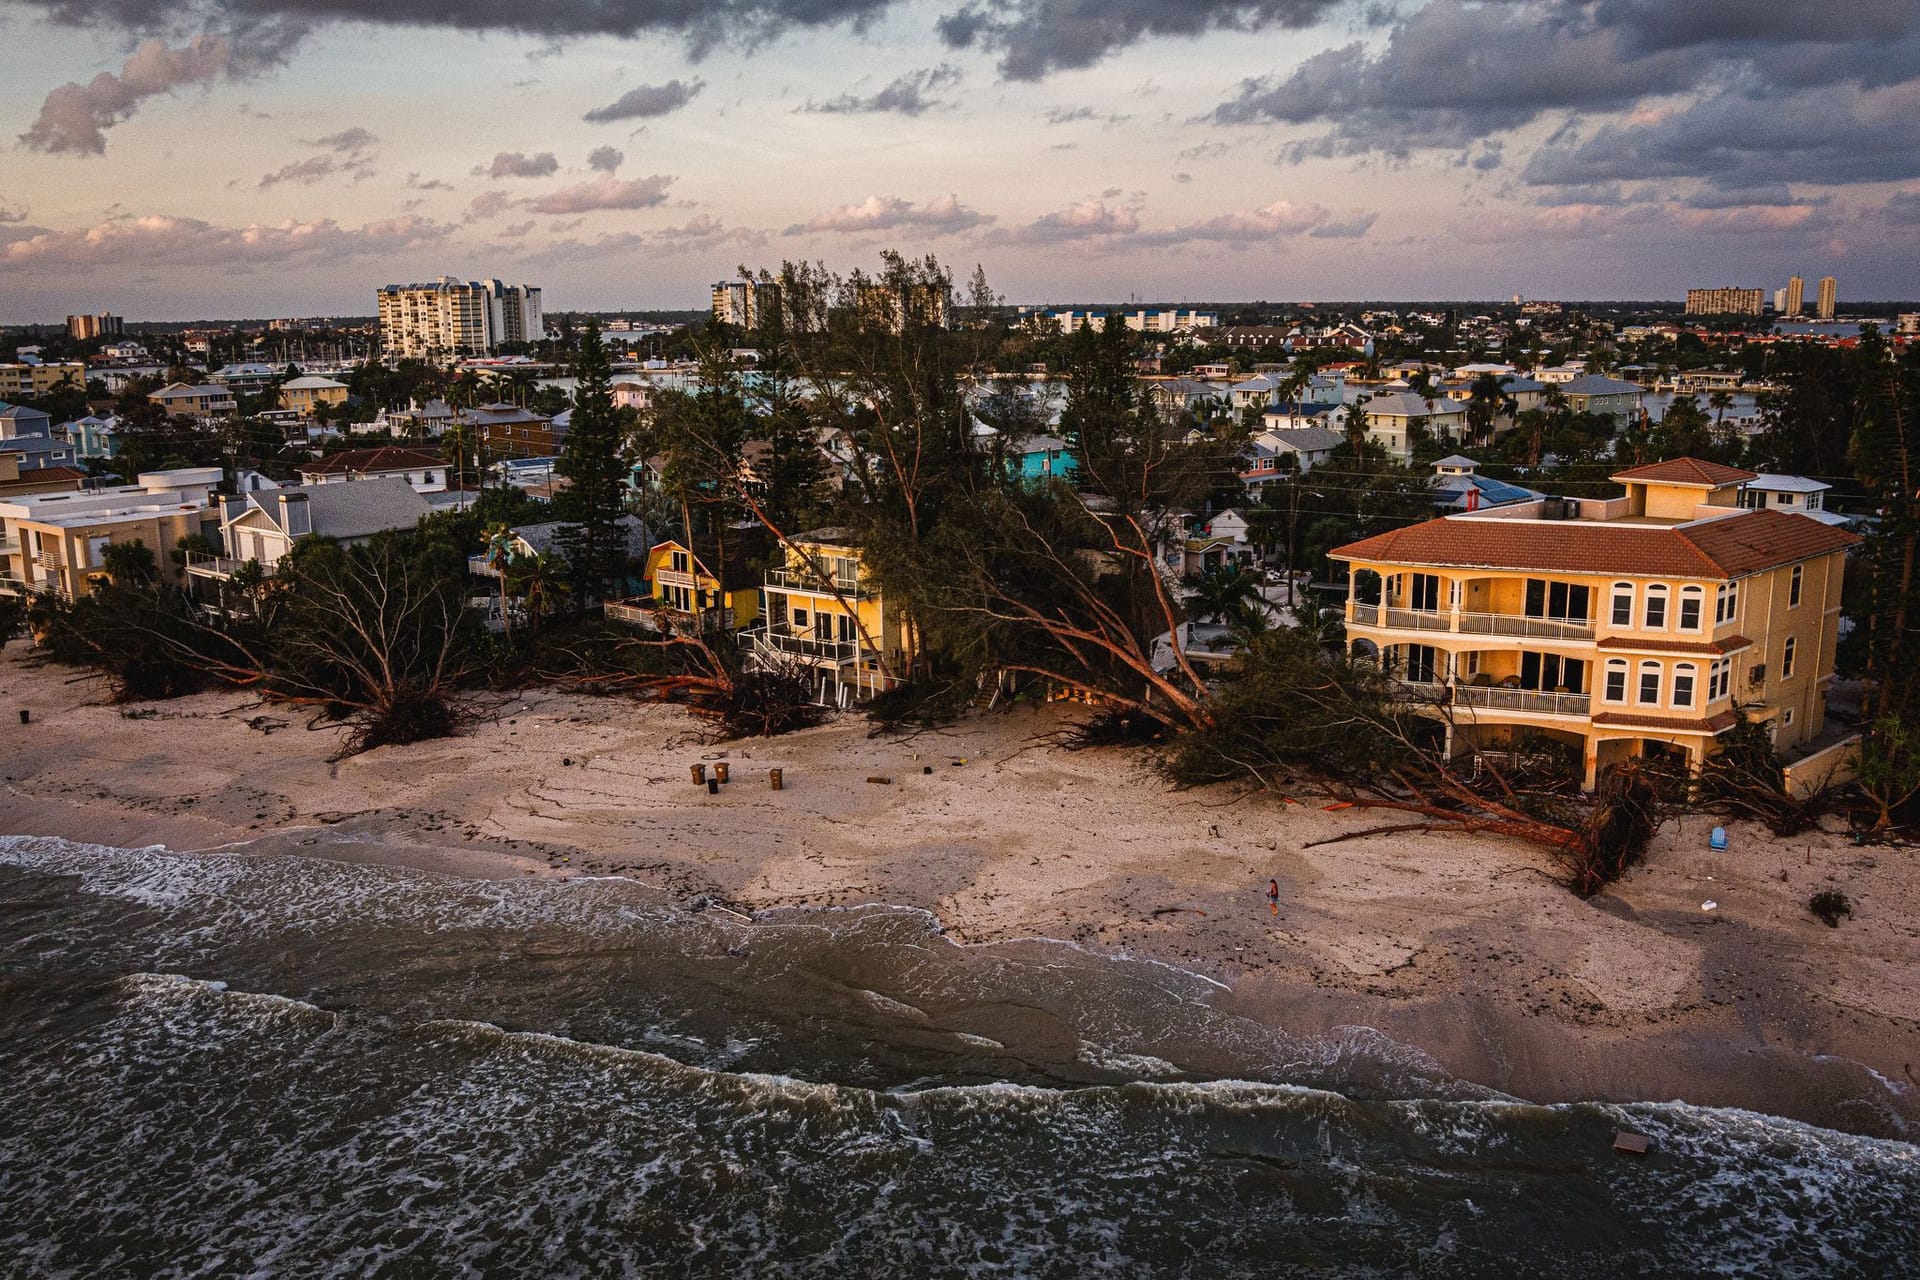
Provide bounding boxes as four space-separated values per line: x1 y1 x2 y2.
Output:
755 625 860 665
1392 679 1591 718
763 567 874 599
184 552 261 580
1348 602 1595 642
604 598 734 636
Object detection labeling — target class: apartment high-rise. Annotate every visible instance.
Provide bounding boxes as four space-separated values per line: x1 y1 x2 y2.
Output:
66 312 124 340
1684 286 1764 317
710 279 783 330
376 277 545 361
1816 275 1837 320
1784 275 1805 317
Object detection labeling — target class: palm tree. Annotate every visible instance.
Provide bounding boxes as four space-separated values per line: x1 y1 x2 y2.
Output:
509 551 570 631
1708 389 1734 427
484 523 516 640
1183 564 1263 626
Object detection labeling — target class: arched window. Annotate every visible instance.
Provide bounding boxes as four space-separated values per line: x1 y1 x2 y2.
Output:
1604 659 1628 703
1610 582 1634 627
1679 586 1704 631
1643 585 1668 630
1783 636 1797 679
1673 663 1697 708
1638 661 1662 705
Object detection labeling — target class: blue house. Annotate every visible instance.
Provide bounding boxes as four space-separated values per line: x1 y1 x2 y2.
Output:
1008 433 1078 483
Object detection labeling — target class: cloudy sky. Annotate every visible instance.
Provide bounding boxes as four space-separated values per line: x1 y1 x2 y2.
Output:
2 0 1918 320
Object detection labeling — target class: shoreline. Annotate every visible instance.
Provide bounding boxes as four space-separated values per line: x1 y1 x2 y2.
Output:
2 647 1916 1140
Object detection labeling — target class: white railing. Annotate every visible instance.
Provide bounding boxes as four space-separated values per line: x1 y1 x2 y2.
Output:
1351 604 1593 640
1393 681 1590 717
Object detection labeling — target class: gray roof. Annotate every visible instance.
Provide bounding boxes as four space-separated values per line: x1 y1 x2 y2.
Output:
1262 426 1345 452
260 477 432 539
510 515 649 560
1362 391 1469 417
0 402 54 425
1431 454 1479 469
1745 473 1830 494
1011 433 1070 453
1560 374 1644 396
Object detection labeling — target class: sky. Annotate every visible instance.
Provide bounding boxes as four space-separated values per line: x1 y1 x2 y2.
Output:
2 0 1918 321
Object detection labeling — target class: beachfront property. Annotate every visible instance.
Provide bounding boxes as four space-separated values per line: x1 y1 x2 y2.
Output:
746 528 916 705
605 533 761 636
187 478 432 582
1332 458 1859 789
0 467 223 598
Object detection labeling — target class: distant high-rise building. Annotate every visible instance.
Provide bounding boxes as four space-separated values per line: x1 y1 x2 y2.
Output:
1772 288 1788 313
1785 275 1805 317
710 279 783 330
376 277 545 361
854 281 950 333
1896 313 1920 336
1816 275 1837 320
1684 286 1764 316
66 312 124 340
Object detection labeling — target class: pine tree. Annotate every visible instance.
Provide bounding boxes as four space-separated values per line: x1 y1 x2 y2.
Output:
554 317 634 603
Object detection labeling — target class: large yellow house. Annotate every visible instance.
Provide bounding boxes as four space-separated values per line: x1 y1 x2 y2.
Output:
749 527 916 704
1331 458 1858 787
622 535 763 636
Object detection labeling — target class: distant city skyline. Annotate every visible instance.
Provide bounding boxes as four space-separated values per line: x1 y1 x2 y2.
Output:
3 0 1920 321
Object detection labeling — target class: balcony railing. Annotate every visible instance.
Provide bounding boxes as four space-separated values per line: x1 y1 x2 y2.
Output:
757 626 859 664
764 567 872 598
1393 680 1590 717
1349 604 1594 641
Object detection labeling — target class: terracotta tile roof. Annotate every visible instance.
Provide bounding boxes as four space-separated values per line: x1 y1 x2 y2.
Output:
1331 508 1857 579
1609 458 1756 487
1595 634 1753 655
1591 710 1740 734
16 465 86 483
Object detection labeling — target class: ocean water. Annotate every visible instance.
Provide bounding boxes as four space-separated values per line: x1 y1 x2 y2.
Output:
1 836 1915 1278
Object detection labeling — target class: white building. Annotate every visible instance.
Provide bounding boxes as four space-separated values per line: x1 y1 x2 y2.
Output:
1123 309 1218 333
377 277 545 361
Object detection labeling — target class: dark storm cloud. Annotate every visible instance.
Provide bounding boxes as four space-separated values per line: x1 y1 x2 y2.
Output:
583 79 704 122
800 65 961 116
1214 0 1920 182
1520 82 1920 191
7 0 896 56
937 0 1344 81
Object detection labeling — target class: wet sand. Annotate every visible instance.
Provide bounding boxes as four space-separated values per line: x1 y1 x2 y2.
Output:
3 647 1915 1138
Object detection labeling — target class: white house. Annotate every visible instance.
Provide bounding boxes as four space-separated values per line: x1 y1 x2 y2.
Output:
198 477 432 574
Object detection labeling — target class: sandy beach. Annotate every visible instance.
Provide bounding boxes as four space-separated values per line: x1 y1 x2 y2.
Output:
3 646 1916 1139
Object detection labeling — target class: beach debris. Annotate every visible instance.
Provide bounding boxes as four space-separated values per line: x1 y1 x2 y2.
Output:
1701 900 1718 911
1150 907 1208 918
867 775 892 785
923 765 934 775
562 757 573 767
715 762 730 783
690 763 707 785
1809 889 1852 928
770 768 784 790
1613 1131 1650 1155
1324 801 1353 811
1709 826 1728 852
706 778 720 795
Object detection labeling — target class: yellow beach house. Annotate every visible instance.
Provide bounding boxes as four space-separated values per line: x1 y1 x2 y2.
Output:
607 534 762 636
1331 458 1858 788
749 527 916 705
